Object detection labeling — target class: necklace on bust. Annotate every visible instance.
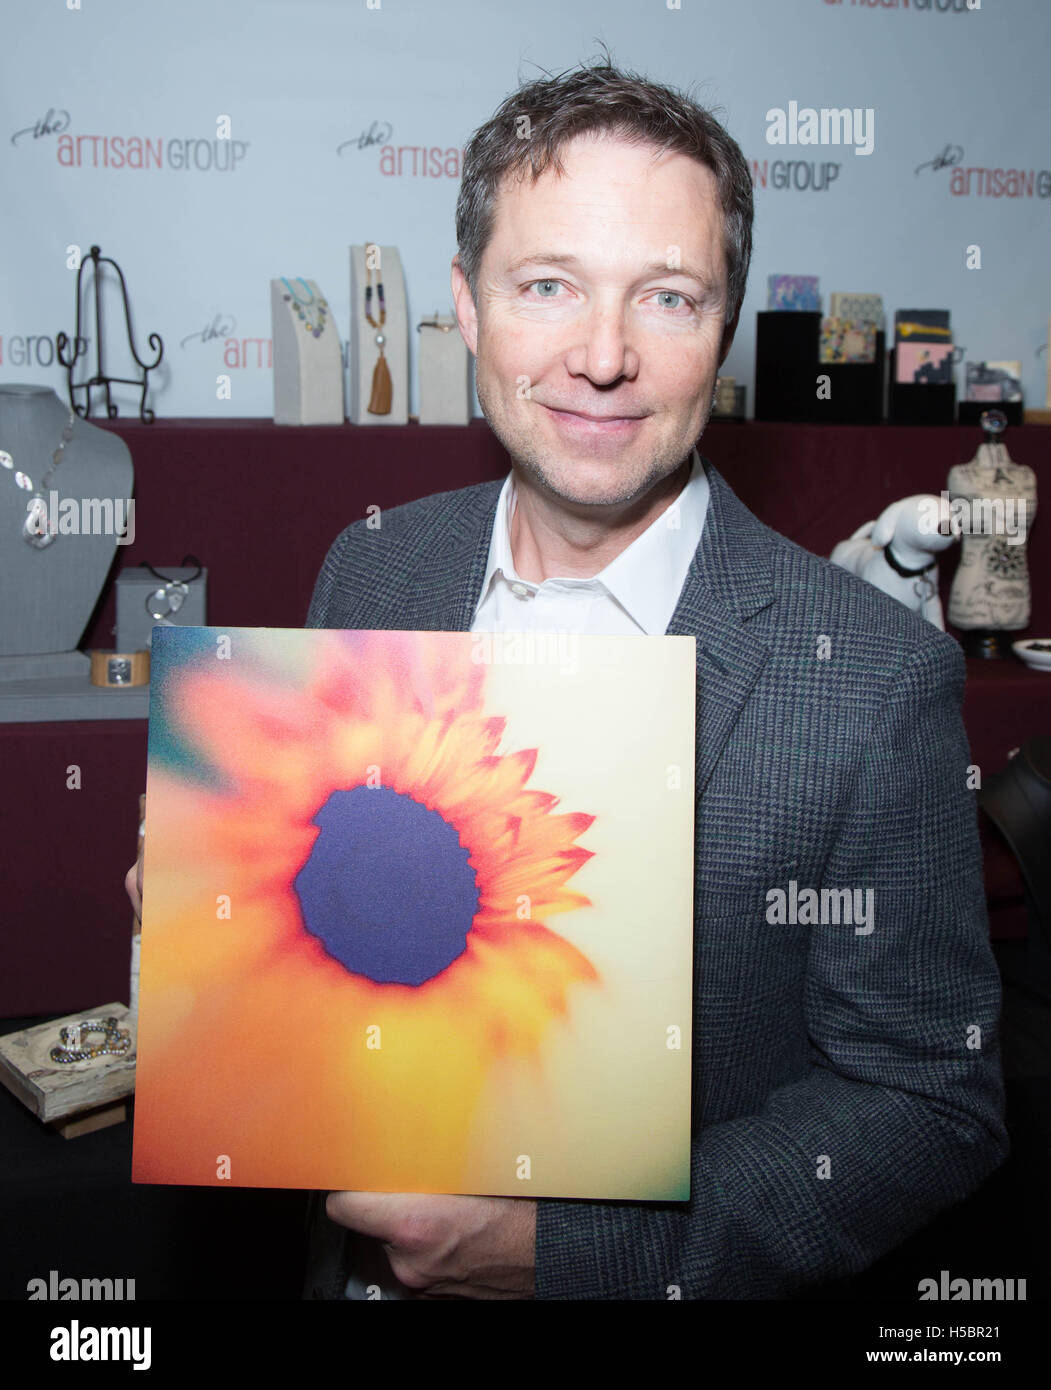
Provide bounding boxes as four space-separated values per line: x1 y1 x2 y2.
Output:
0 405 76 549
363 252 392 415
281 277 328 338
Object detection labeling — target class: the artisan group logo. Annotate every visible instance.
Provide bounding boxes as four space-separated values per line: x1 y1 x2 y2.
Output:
914 141 1051 197
335 117 464 178
750 157 842 193
823 0 982 12
10 106 249 170
753 102 873 192
0 332 89 370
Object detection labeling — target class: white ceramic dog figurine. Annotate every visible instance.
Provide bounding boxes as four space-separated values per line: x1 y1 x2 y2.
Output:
830 494 961 630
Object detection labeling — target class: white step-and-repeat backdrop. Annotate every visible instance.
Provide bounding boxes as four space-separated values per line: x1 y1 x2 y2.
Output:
1 0 1048 418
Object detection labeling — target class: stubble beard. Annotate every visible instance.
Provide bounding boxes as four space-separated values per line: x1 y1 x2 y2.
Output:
475 369 707 512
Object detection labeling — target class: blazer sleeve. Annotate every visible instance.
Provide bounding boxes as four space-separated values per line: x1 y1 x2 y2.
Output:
534 635 1009 1299
306 526 354 629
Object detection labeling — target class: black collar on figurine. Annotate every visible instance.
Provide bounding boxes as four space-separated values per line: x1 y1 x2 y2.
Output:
883 545 937 578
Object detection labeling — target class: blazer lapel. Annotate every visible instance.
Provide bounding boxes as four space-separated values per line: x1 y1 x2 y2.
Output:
667 461 776 797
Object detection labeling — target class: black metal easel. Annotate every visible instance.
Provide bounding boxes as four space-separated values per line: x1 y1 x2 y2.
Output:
56 244 163 423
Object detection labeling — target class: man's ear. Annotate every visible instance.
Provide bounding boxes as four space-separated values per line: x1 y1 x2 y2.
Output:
451 256 479 357
718 305 740 367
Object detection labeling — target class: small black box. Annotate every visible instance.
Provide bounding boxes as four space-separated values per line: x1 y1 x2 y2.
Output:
816 332 886 424
754 312 821 422
888 350 956 424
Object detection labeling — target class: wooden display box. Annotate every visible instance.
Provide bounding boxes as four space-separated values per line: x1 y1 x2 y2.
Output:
0 1003 136 1138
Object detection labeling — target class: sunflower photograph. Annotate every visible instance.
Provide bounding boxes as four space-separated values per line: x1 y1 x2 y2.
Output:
132 626 696 1199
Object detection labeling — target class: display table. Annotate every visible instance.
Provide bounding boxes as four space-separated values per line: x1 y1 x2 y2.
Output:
2 420 1047 1015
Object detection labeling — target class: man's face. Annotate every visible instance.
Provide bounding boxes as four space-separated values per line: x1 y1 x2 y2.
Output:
452 130 737 511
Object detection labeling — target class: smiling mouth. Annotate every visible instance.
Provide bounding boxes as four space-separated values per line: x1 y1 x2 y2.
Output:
542 405 647 433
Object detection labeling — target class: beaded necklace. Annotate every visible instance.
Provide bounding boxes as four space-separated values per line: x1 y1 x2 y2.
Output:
363 251 392 415
282 277 328 339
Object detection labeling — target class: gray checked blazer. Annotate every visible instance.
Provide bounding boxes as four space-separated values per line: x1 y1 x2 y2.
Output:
301 455 1008 1300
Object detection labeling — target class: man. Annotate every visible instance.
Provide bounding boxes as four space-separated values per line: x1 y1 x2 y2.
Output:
130 59 1008 1300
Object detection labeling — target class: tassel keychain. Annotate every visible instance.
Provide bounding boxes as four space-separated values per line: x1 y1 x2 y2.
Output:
364 252 392 415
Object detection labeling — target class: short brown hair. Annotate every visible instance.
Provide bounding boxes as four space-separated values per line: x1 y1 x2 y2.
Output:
455 52 754 328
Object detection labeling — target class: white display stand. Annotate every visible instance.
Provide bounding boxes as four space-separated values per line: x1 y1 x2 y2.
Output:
271 278 343 425
417 312 470 425
348 244 408 425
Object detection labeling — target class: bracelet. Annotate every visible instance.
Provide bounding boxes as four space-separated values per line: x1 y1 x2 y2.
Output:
49 1017 132 1064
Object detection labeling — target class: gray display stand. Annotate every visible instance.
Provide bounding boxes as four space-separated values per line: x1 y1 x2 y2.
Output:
417 312 470 424
348 244 408 425
0 383 146 723
271 277 343 425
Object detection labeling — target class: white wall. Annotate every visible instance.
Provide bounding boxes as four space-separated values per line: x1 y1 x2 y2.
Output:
1 0 1047 418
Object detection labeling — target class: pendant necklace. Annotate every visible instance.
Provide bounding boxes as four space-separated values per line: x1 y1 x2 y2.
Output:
364 253 392 415
282 277 328 338
0 406 76 549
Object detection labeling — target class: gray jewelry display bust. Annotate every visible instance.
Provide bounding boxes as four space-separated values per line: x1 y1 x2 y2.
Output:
0 383 144 722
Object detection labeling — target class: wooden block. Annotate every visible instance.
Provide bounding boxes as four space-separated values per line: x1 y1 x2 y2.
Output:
1023 409 1051 425
0 1004 136 1123
54 1101 128 1140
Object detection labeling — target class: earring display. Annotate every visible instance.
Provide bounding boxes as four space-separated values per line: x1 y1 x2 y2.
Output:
417 312 469 424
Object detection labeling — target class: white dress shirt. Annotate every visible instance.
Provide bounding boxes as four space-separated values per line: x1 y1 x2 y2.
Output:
470 447 709 638
343 446 707 1300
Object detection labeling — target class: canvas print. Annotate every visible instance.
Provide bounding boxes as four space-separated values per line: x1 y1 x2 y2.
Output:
132 627 696 1200
767 274 820 311
820 317 877 364
894 309 952 344
896 342 954 384
965 361 1023 403
828 293 883 327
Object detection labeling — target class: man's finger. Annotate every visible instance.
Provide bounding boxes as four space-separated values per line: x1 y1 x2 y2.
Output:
125 864 142 923
325 1191 409 1242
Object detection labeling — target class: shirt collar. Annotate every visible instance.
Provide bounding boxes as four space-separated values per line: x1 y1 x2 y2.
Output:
474 447 709 635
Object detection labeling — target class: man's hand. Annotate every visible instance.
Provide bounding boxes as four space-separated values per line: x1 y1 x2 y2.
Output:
325 1192 536 1299
124 858 143 925
124 800 145 925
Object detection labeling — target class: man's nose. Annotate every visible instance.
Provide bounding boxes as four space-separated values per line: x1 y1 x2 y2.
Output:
566 304 639 386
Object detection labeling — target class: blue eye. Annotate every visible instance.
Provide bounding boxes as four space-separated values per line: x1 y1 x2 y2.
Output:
530 280 560 297
655 291 685 310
